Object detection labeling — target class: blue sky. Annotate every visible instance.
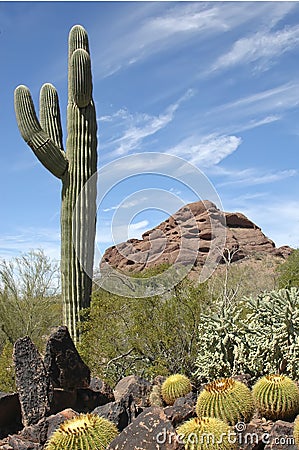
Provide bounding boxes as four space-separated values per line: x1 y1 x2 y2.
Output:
0 1 299 262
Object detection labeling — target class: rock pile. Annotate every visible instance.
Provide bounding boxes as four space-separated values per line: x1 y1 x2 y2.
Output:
0 327 297 449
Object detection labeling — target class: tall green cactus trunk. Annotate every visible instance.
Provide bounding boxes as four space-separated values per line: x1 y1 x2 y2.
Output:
14 25 97 344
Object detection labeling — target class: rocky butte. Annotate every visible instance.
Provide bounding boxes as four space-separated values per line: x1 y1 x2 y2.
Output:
101 200 292 274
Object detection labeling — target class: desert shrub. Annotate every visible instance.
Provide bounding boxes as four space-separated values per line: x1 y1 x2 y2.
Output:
0 342 15 392
194 288 299 383
79 275 210 385
208 250 280 305
0 250 62 349
277 249 299 288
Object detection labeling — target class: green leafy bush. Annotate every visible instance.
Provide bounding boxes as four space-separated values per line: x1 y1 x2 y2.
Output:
0 342 16 392
277 249 299 288
78 276 210 385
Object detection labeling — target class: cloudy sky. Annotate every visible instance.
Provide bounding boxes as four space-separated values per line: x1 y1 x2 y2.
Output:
0 1 299 262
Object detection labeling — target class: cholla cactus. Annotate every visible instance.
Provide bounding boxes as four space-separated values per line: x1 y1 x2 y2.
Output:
45 413 118 449
161 374 192 405
194 300 249 383
176 417 237 450
252 374 299 421
244 288 299 378
196 378 254 425
194 288 299 383
14 25 97 343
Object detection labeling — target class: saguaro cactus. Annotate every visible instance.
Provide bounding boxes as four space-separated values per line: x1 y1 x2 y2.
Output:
14 25 97 343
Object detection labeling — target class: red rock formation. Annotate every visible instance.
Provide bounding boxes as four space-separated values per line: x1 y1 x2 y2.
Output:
101 200 292 273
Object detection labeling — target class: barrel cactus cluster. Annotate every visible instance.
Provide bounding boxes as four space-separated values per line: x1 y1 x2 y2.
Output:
196 377 254 425
14 24 97 344
162 374 299 450
161 373 192 406
252 374 299 421
45 414 118 449
176 416 236 450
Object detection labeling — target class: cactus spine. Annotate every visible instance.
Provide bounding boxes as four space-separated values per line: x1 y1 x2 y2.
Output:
161 374 192 406
14 25 97 343
196 378 255 425
176 417 236 450
252 374 299 421
45 413 118 449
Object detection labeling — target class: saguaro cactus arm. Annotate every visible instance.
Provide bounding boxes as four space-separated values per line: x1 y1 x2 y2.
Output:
14 85 68 179
40 83 64 150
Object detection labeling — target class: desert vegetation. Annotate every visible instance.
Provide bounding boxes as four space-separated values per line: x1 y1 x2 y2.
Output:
0 247 297 393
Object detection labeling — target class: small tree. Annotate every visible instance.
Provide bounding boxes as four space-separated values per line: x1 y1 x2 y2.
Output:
0 249 62 347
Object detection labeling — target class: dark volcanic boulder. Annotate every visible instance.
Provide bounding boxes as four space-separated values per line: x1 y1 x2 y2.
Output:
0 392 22 438
107 407 184 449
164 392 197 427
44 326 90 390
89 377 114 401
238 417 273 449
113 375 151 407
264 420 296 449
75 387 113 413
93 393 142 432
0 409 77 450
13 337 53 427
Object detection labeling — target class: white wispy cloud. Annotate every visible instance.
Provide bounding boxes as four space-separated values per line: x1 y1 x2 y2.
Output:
167 134 242 167
217 168 297 187
102 196 149 213
93 2 297 78
205 83 299 131
232 115 281 133
0 227 60 261
129 220 149 232
210 25 299 74
101 89 194 158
